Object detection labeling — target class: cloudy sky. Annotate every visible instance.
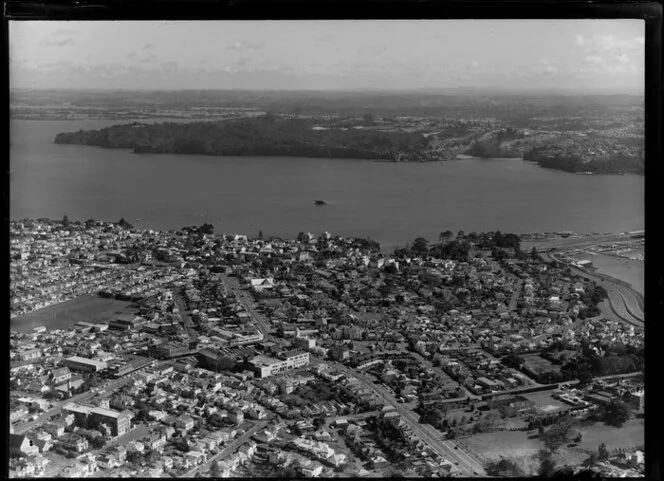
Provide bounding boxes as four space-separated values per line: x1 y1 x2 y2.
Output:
9 20 644 92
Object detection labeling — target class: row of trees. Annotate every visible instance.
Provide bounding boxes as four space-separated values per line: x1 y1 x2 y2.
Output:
61 215 133 230
395 231 522 261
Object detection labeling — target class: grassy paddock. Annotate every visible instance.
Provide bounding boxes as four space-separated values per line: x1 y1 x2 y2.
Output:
11 294 135 333
462 430 544 474
521 354 561 375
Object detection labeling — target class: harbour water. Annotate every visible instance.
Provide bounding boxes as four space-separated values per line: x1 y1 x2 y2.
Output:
10 119 644 252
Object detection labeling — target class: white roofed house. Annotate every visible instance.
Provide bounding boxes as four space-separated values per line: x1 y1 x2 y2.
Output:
250 278 275 292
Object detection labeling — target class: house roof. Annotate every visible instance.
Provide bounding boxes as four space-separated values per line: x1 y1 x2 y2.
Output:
9 434 28 448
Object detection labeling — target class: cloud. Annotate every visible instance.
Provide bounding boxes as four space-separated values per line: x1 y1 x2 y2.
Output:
51 29 80 37
314 33 336 44
583 55 603 65
139 54 158 64
575 34 644 52
357 44 388 56
571 51 639 78
40 37 76 47
227 41 264 51
142 42 154 51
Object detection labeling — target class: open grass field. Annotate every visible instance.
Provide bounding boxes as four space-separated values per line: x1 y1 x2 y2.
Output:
10 294 135 333
461 430 544 475
521 354 561 376
462 417 644 474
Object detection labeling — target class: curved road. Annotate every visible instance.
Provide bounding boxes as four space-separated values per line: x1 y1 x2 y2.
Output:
540 251 643 327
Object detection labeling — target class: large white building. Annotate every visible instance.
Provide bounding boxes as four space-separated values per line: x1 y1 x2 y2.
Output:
63 356 107 373
248 351 310 378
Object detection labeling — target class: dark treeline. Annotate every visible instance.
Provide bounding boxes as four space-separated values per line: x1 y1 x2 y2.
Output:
394 231 522 261
54 116 432 162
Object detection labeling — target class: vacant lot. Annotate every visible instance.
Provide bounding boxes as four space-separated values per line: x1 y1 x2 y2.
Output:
10 295 135 333
462 430 543 475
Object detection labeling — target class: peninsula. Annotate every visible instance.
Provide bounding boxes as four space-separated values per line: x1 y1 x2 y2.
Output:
45 89 644 175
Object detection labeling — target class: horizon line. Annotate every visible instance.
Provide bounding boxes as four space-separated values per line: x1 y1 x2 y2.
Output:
10 86 644 96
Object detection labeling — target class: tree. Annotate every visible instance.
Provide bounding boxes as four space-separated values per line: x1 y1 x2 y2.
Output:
117 218 133 229
584 452 599 467
577 370 593 387
411 237 429 254
127 451 143 464
603 399 631 427
258 230 264 240
62 215 70 227
531 246 539 259
457 230 465 239
598 443 609 460
503 352 524 369
85 218 96 228
538 450 556 477
90 436 106 449
172 438 189 453
210 460 221 476
486 458 526 477
439 230 454 243
199 223 214 235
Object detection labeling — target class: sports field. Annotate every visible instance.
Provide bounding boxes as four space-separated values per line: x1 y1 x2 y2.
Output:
10 295 135 333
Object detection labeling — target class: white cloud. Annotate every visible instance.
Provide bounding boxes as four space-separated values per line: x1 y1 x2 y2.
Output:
40 37 76 47
227 41 264 51
576 34 644 52
583 55 603 64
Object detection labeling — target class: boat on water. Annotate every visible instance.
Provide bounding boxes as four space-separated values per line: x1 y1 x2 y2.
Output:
577 171 594 175
315 200 326 205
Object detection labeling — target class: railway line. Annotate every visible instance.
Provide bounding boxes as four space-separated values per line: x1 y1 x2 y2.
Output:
538 251 643 327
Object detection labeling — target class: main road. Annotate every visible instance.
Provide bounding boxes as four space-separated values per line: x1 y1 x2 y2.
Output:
317 356 486 476
220 274 275 341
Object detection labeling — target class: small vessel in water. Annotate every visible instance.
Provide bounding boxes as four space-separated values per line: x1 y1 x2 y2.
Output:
315 200 326 205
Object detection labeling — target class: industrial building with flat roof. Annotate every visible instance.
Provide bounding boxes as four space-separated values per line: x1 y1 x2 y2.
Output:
63 356 108 373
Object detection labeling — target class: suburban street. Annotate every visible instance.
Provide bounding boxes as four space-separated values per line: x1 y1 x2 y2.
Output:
539 251 644 327
318 356 486 476
181 421 267 478
524 232 644 326
13 375 137 435
221 274 275 341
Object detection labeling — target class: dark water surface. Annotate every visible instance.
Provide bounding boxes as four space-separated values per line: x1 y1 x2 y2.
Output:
10 119 644 251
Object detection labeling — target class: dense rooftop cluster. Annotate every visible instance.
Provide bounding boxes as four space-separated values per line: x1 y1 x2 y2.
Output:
9 218 644 478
